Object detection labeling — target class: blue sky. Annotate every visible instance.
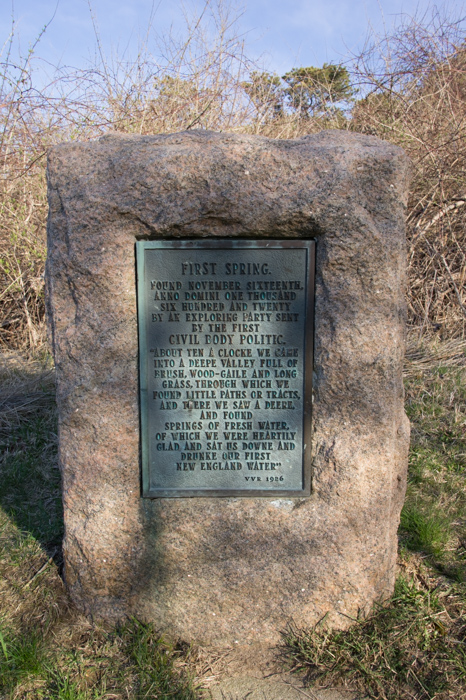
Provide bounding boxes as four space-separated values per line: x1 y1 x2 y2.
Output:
2 0 465 80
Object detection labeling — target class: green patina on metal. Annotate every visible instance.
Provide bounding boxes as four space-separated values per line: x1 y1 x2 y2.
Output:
136 239 315 498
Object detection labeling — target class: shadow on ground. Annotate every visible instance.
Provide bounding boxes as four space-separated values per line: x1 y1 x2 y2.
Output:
0 353 63 566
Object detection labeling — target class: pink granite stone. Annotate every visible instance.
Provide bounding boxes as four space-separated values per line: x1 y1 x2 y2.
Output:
46 130 410 645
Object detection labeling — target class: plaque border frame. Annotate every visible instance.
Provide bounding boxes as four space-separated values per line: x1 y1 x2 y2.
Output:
136 239 315 498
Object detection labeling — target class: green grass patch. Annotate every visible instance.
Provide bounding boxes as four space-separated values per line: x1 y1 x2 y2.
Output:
0 355 62 555
400 504 451 557
400 346 466 581
284 576 466 700
284 338 466 699
1 340 466 700
0 626 49 690
0 616 199 699
0 355 199 700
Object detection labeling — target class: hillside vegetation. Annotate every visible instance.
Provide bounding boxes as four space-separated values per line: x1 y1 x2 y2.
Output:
0 4 465 350
0 4 465 699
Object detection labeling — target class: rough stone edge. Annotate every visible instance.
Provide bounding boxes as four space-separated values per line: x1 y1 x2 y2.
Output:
45 129 410 645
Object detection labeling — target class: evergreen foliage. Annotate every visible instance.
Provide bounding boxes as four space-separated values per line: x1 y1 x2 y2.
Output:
281 64 353 117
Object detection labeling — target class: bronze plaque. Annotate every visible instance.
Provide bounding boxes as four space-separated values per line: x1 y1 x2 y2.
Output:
136 240 315 497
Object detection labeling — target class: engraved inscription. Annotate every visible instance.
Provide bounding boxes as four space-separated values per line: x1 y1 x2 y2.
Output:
137 240 314 497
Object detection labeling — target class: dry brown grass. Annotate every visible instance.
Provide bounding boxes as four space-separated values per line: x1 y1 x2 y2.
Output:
0 356 199 698
351 8 466 338
1 3 464 350
0 0 256 353
282 332 466 699
1 7 465 696
404 336 466 377
0 331 465 697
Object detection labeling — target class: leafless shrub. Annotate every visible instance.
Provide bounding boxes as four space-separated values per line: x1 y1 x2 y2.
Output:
0 1 256 351
1 2 465 350
351 7 466 338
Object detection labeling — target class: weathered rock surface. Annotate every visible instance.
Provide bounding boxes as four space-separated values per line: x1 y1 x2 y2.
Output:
46 130 410 646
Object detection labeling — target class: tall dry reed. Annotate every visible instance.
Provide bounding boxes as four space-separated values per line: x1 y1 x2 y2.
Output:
0 2 465 350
